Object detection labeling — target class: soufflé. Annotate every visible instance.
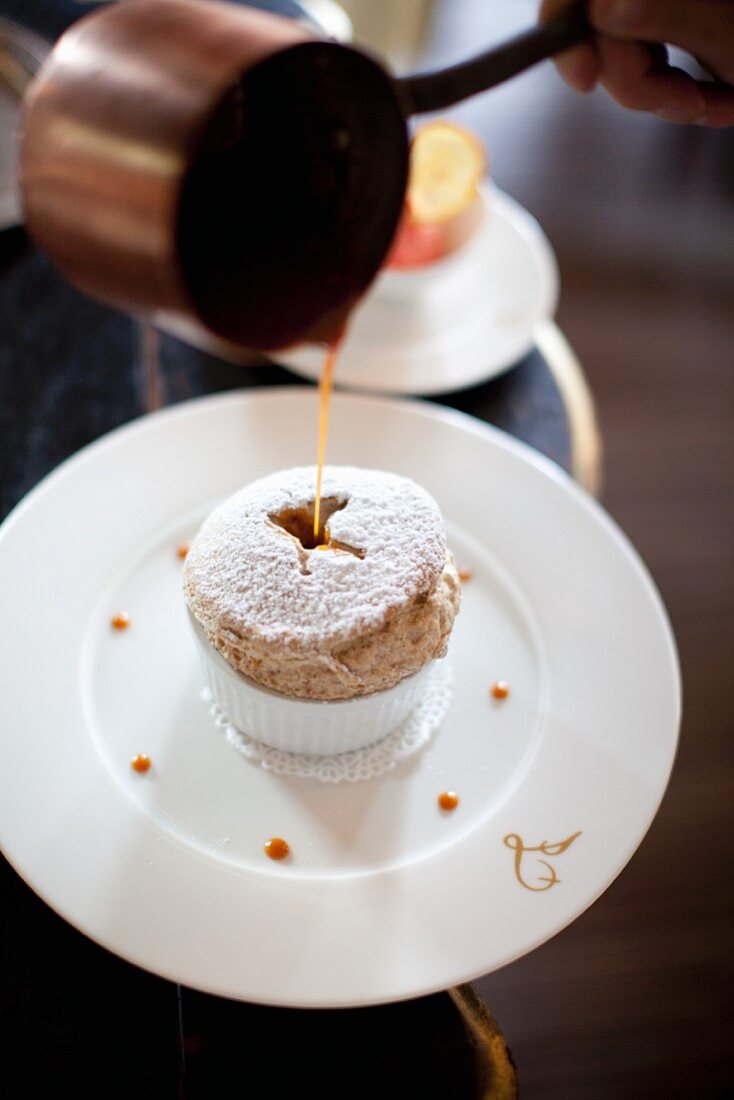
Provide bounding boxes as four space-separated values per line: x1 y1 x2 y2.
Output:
184 466 460 702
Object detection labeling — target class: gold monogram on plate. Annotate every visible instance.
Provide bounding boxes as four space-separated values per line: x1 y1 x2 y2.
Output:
503 831 582 892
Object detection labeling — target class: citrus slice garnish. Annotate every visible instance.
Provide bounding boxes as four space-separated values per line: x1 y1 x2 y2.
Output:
407 121 485 225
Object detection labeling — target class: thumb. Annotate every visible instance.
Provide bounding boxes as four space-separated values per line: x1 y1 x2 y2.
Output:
591 0 734 82
541 0 600 92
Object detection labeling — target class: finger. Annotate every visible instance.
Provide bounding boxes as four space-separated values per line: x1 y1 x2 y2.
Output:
591 0 734 84
540 0 601 92
596 36 707 120
698 83 734 126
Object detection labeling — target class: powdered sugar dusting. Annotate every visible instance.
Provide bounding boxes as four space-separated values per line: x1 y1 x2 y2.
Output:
184 466 447 651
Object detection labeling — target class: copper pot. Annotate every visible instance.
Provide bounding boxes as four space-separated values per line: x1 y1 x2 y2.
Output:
20 0 589 353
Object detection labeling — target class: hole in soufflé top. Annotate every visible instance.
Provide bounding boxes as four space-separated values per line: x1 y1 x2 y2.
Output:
268 498 365 559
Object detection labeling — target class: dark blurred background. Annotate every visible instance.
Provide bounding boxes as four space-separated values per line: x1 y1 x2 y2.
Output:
401 1 733 1095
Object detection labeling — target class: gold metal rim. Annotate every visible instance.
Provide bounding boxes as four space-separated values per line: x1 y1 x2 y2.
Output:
449 984 518 1100
536 320 603 497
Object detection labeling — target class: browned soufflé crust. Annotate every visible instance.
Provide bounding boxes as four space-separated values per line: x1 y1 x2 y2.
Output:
183 466 460 700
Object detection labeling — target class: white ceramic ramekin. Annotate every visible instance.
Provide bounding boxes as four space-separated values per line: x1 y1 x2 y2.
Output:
188 612 432 755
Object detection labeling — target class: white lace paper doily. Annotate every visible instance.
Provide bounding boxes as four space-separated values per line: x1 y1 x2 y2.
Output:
203 662 453 783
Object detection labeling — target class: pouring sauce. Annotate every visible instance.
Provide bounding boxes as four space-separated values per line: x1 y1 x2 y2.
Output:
313 339 343 542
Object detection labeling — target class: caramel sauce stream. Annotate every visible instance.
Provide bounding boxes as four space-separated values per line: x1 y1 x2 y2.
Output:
313 340 341 541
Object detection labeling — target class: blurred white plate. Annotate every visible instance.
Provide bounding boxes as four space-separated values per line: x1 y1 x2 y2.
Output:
0 389 679 1007
275 186 559 394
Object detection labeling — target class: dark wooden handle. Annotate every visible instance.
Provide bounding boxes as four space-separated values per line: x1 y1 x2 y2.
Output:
398 1 591 115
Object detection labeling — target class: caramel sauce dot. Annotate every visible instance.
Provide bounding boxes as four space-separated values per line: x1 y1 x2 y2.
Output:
265 837 290 861
131 754 152 773
176 542 191 560
438 791 459 812
111 613 131 631
458 566 473 583
491 681 510 700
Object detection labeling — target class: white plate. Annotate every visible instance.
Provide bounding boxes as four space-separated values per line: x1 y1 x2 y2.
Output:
0 389 679 1007
275 186 560 395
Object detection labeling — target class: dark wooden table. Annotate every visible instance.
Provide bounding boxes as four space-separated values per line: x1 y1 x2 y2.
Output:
422 3 734 1096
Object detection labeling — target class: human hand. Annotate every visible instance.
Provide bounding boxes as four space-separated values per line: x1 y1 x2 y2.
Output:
540 0 734 125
